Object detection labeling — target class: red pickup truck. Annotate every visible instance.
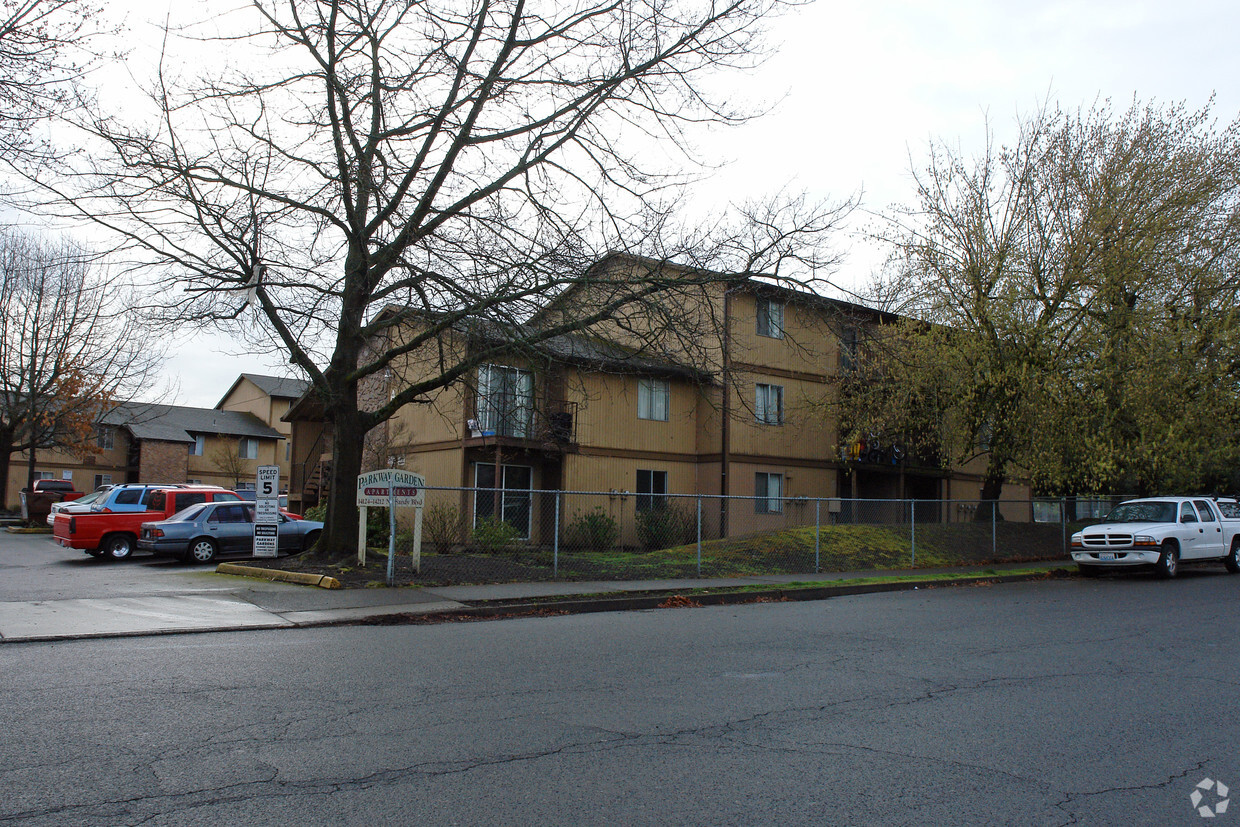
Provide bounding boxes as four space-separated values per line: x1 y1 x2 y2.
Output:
53 486 244 560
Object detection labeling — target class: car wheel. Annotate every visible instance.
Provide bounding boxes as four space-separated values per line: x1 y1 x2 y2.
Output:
300 530 321 554
1077 564 1101 578
188 538 218 564
1156 540 1179 579
1225 539 1240 574
102 533 134 561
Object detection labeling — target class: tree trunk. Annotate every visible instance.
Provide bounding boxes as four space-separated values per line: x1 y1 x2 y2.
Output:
316 402 369 563
976 460 1006 523
0 431 13 509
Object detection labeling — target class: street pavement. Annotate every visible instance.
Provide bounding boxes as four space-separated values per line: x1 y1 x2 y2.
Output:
0 528 1067 643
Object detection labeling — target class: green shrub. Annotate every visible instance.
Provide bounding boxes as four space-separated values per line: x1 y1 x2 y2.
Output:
423 502 466 554
636 503 696 550
303 503 327 522
473 516 520 553
566 506 619 551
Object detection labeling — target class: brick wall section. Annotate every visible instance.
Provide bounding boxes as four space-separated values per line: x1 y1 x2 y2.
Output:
138 440 189 484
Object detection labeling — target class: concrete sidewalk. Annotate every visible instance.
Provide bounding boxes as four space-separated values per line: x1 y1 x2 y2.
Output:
0 559 1067 643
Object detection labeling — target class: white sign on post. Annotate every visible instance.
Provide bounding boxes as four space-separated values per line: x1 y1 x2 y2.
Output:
356 469 426 578
253 464 281 558
356 469 426 507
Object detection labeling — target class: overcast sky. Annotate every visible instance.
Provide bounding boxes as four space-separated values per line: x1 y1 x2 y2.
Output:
139 0 1238 407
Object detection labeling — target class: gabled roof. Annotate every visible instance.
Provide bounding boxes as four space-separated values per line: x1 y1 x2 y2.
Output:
216 373 311 408
100 402 282 444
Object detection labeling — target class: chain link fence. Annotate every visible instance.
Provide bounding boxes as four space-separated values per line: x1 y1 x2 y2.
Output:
364 487 1126 585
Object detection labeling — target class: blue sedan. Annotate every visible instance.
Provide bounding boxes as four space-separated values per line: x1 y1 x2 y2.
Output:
138 502 323 563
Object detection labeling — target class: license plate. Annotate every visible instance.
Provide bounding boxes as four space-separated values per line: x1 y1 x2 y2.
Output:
1099 552 1116 561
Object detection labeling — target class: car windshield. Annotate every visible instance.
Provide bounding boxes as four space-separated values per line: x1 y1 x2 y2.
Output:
72 489 107 506
1216 500 1240 519
1103 501 1178 523
167 503 209 522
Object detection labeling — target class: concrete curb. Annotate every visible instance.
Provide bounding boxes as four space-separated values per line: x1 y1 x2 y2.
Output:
216 562 343 589
344 569 1072 625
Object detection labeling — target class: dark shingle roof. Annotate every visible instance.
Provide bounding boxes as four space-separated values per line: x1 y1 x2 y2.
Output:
238 374 310 399
100 402 282 444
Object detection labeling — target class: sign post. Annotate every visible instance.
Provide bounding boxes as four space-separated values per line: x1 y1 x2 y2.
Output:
253 465 281 558
356 469 426 582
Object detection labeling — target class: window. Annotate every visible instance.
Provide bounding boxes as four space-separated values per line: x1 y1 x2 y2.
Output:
840 327 859 373
756 297 784 338
477 365 533 438
755 472 783 514
61 471 73 480
636 469 668 513
238 437 259 459
93 473 112 488
189 434 205 456
114 488 143 506
1194 501 1217 523
755 383 783 425
285 441 291 462
1180 502 1197 523
638 377 669 421
96 426 114 450
32 471 52 481
473 463 532 538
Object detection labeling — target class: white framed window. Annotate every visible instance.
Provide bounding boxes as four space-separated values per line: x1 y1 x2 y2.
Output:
96 426 114 450
93 473 112 488
636 469 668 513
756 297 784 338
61 471 73 480
637 377 669 421
756 383 784 425
238 437 259 459
755 472 783 514
477 364 533 438
189 434 205 456
473 463 533 539
32 471 52 481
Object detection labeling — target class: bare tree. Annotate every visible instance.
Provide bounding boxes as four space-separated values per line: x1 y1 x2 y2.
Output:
0 229 160 505
0 0 111 156
30 0 851 558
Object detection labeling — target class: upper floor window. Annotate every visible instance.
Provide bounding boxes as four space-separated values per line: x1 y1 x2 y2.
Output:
756 297 784 339
840 327 859 373
95 426 114 450
188 434 205 456
477 364 533 438
755 383 784 425
638 377 669 421
238 437 259 459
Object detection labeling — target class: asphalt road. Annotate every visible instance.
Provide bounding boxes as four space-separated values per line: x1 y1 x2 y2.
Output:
2 568 1238 825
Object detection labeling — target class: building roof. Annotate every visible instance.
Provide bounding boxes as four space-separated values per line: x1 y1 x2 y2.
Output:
216 373 312 408
100 402 282 444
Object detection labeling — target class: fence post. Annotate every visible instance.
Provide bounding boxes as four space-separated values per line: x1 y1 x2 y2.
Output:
814 499 821 573
910 498 916 568
553 490 560 579
696 495 703 577
992 501 997 559
1061 496 1067 556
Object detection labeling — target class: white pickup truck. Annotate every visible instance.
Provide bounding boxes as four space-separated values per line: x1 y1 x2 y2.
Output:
1070 496 1240 578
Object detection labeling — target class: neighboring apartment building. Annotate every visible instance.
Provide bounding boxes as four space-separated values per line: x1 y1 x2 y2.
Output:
4 374 305 510
216 373 310 491
284 253 1028 538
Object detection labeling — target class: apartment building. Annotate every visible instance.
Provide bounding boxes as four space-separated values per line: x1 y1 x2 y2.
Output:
285 254 1024 536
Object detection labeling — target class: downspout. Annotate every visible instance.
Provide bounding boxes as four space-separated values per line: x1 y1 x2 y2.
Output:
720 287 738 538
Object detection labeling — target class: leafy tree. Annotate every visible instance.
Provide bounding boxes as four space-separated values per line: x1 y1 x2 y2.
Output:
29 0 850 559
848 100 1240 506
0 229 159 505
